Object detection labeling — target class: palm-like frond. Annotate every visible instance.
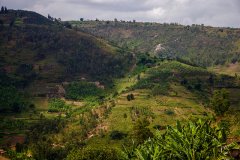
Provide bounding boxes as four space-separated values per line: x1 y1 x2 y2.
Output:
124 119 238 160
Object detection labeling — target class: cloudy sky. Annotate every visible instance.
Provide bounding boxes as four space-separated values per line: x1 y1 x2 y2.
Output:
1 0 240 27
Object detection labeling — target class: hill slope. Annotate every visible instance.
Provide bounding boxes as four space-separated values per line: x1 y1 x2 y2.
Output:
72 21 240 67
0 10 240 160
0 10 134 96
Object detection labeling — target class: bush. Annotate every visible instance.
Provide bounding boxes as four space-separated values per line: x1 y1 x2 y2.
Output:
210 89 230 115
164 109 175 115
127 94 134 101
48 98 70 112
65 81 105 101
132 117 153 144
109 130 127 140
0 86 28 113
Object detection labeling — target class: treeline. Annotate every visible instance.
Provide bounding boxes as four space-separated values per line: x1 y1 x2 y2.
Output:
0 6 8 14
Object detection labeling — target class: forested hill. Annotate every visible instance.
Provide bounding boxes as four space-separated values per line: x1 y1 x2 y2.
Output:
0 10 134 93
72 20 240 67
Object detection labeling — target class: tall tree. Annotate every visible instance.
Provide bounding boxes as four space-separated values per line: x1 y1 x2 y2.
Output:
0 6 4 13
4 6 7 13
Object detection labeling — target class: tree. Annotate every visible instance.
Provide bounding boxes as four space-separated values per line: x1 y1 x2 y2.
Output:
132 117 153 144
80 18 84 21
0 86 27 113
109 130 126 140
127 94 134 101
4 6 7 13
1 6 4 13
210 89 230 115
47 14 53 21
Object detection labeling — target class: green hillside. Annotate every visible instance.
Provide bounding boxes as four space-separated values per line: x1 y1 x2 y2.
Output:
0 9 240 160
0 10 134 96
72 20 240 67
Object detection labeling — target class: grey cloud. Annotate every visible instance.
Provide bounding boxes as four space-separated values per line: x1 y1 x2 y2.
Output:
0 0 239 27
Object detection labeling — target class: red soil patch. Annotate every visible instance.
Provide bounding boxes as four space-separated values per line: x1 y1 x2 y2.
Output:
2 135 25 149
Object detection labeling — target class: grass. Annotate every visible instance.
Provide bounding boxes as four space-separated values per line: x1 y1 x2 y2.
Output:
87 81 213 149
83 61 225 148
31 97 49 111
209 63 240 76
114 76 138 94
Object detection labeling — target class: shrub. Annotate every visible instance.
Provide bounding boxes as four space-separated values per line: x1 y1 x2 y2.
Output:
127 94 134 101
132 117 153 144
164 109 175 115
48 98 70 112
65 81 105 102
210 89 230 115
109 130 127 140
0 86 27 113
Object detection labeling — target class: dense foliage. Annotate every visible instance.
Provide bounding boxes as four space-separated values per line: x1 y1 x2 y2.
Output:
0 86 28 112
131 117 153 145
134 61 210 97
48 98 70 112
125 120 236 160
65 81 106 101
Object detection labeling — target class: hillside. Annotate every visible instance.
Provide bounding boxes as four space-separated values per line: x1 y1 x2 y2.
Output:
72 20 240 67
0 9 240 160
0 10 134 97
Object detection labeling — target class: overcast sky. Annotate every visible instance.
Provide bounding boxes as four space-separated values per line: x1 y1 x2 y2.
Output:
1 0 240 27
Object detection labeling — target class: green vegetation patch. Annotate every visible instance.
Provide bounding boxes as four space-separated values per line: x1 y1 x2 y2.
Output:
0 86 28 113
48 98 71 112
65 81 106 102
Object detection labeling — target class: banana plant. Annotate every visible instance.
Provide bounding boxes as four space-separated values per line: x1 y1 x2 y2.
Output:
125 119 237 160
